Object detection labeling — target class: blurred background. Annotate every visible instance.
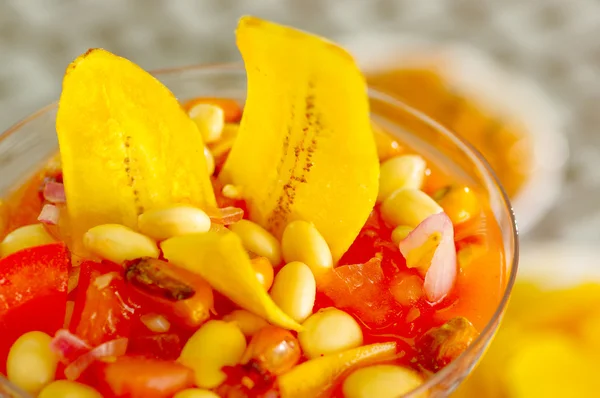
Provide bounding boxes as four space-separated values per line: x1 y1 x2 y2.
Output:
1 0 599 396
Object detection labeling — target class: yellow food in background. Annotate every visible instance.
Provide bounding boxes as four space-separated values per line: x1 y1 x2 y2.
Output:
452 282 600 398
367 68 532 198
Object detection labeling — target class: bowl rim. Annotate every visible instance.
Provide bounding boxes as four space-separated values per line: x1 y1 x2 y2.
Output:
337 33 569 237
0 63 519 397
367 88 519 397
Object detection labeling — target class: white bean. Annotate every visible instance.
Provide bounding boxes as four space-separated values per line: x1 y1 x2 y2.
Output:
299 308 363 359
270 261 316 323
138 205 211 241
0 224 55 258
281 220 332 277
229 220 282 265
179 320 246 389
381 189 442 227
342 364 426 398
83 223 159 263
378 155 426 202
6 331 59 394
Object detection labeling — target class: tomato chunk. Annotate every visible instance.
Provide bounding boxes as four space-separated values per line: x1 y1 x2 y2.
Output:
99 356 195 398
318 258 400 329
70 261 135 346
0 242 70 372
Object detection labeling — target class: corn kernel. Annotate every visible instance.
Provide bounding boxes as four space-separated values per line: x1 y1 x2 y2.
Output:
38 380 103 398
381 189 442 227
299 308 363 359
391 225 414 245
251 256 275 291
222 309 269 337
83 224 159 264
229 220 282 265
0 224 55 258
174 389 221 398
221 184 243 200
436 185 481 225
138 205 211 241
281 220 332 277
7 331 59 394
372 122 403 161
378 155 427 202
189 103 225 143
204 147 215 176
241 326 301 375
179 320 246 389
270 261 316 323
342 364 426 398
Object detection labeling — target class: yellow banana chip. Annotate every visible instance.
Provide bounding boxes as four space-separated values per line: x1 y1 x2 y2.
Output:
56 49 215 250
161 230 301 331
221 17 379 262
277 342 397 398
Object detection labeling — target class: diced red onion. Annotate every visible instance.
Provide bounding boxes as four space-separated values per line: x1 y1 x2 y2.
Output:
64 338 128 381
399 212 457 304
50 329 91 364
37 204 60 225
43 181 66 203
207 206 244 225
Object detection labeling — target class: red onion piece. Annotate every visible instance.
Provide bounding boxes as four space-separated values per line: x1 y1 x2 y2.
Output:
207 206 244 225
37 203 60 225
399 212 457 304
64 337 128 381
43 181 66 203
50 329 91 364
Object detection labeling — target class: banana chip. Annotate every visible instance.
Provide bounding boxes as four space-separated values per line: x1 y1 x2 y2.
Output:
222 17 379 262
162 230 301 331
56 49 216 251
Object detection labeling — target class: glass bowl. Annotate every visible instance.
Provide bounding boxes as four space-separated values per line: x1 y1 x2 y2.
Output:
339 33 568 237
0 64 518 398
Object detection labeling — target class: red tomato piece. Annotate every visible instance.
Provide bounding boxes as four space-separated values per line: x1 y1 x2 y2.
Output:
69 261 135 346
99 356 195 398
0 242 70 373
339 210 385 265
318 258 400 329
339 207 406 277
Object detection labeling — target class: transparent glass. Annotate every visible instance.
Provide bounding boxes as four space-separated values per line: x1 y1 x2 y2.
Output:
0 65 518 398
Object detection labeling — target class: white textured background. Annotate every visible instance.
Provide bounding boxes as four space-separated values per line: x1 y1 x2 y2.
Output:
1 0 599 241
